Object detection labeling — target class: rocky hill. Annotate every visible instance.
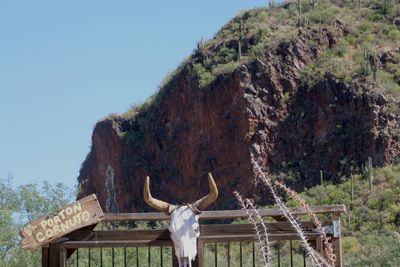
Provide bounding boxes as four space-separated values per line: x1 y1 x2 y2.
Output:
77 1 400 212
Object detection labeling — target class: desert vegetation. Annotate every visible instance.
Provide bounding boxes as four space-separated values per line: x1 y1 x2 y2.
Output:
233 159 400 266
109 0 400 181
2 160 400 265
117 0 400 121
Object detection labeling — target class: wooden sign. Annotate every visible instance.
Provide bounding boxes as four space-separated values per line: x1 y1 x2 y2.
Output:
20 194 104 249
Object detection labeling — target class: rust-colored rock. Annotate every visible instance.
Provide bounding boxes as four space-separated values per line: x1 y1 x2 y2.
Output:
77 24 400 212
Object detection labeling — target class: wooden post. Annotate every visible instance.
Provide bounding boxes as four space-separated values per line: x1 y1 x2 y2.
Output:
198 240 204 267
48 242 61 267
316 235 323 254
42 247 49 267
46 239 69 267
332 212 342 267
59 244 67 267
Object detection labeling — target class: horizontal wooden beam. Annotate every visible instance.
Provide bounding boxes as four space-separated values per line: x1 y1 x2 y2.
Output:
63 240 173 248
103 205 346 222
61 222 332 248
199 232 323 242
67 222 328 242
62 232 323 248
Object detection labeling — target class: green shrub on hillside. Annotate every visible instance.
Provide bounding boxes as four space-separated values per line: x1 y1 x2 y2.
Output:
305 3 340 25
377 70 400 96
192 63 216 89
286 163 400 265
388 29 400 40
212 62 239 76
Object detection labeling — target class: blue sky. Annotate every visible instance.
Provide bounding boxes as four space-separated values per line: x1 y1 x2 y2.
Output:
0 0 269 189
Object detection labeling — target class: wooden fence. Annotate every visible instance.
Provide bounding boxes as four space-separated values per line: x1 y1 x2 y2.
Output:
42 205 345 267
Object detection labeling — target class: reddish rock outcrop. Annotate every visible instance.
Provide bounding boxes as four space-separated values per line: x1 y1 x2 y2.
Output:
77 24 400 212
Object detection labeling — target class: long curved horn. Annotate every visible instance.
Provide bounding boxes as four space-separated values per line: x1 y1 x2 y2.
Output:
193 173 219 210
143 176 171 213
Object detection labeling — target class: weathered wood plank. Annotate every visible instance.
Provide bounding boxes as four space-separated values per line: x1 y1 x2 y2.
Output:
48 242 61 267
82 229 171 241
65 222 331 243
197 240 204 267
20 194 104 249
59 245 67 267
332 212 343 267
64 240 174 248
200 222 322 235
61 232 322 248
199 232 322 242
61 222 331 249
103 205 346 222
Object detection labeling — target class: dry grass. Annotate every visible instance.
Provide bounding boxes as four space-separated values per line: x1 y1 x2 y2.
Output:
273 180 336 266
234 191 272 266
247 157 332 267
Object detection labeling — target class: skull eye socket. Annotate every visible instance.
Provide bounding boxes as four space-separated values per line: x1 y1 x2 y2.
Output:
191 222 199 230
191 222 200 236
190 225 199 238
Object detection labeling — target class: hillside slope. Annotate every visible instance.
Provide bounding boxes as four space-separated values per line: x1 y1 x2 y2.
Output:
77 1 400 212
289 163 400 265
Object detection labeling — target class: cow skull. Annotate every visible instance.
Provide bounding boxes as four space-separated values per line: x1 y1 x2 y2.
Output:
144 173 218 267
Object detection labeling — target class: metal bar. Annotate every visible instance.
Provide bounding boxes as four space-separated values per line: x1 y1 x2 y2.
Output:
214 242 217 267
303 249 306 267
277 244 280 267
240 242 243 267
76 249 79 267
100 247 103 267
160 246 163 267
290 241 293 267
136 247 139 267
112 247 115 267
148 246 151 266
124 247 127 267
227 242 230 267
252 241 256 267
88 248 91 267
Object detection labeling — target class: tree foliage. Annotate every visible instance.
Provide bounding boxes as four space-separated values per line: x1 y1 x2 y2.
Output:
0 177 73 267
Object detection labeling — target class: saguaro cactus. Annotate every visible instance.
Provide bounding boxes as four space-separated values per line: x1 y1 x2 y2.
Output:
297 0 303 27
369 52 378 81
363 157 374 193
309 0 317 9
269 0 276 8
361 45 378 81
348 210 352 231
362 44 371 76
238 17 244 61
320 170 324 185
351 174 354 202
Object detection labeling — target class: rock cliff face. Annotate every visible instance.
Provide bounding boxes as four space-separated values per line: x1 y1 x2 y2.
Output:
77 14 400 212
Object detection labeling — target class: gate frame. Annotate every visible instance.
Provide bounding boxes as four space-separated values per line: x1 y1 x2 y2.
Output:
42 205 345 267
